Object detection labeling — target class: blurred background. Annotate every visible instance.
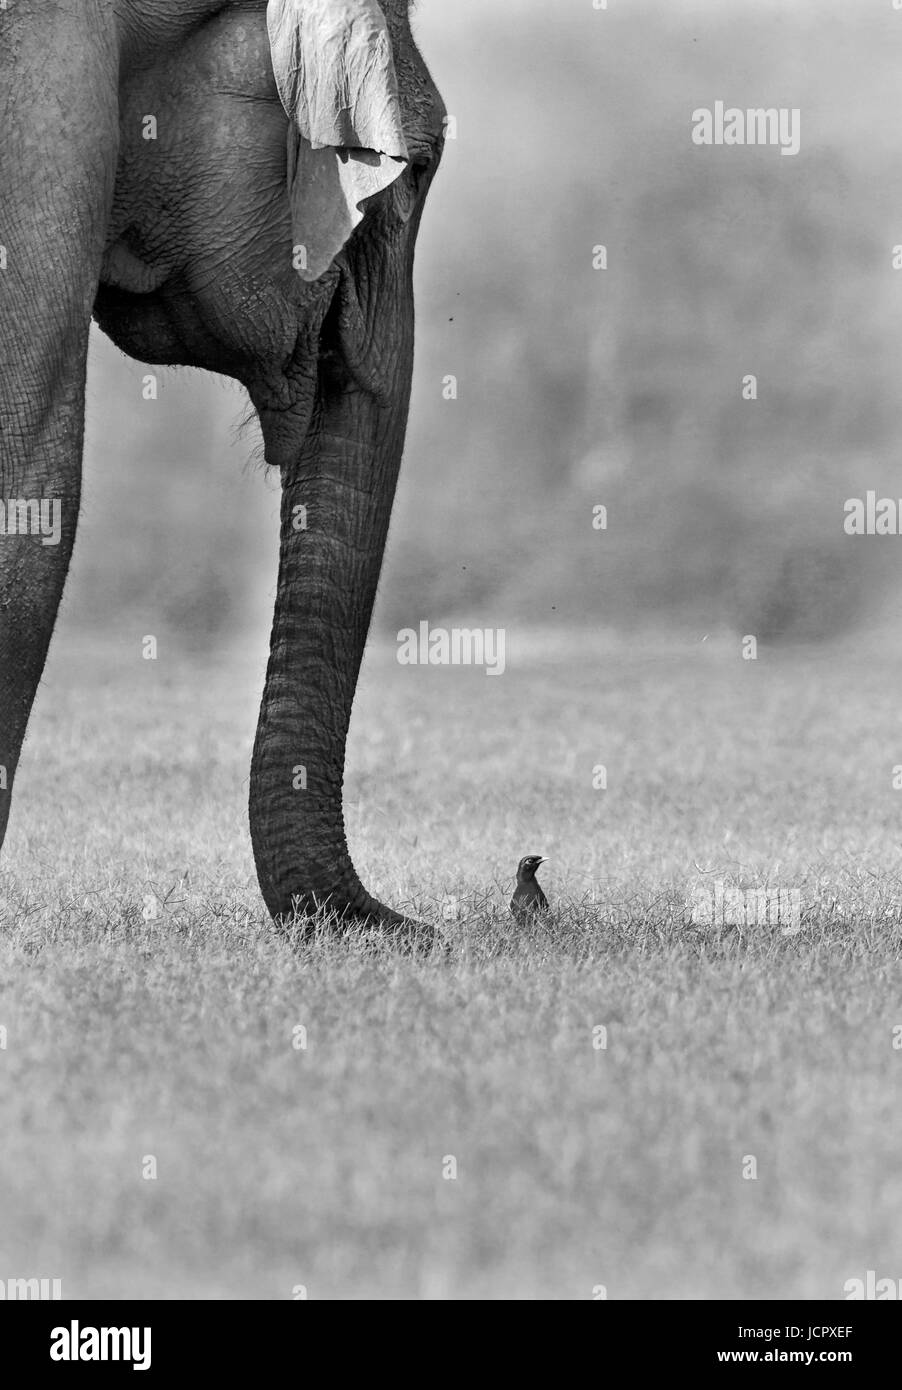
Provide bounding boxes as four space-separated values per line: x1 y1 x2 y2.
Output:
73 0 902 651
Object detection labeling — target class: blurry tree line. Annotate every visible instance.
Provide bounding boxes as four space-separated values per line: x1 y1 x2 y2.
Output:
73 0 902 646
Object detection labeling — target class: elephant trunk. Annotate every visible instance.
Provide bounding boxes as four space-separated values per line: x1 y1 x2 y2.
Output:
249 250 414 930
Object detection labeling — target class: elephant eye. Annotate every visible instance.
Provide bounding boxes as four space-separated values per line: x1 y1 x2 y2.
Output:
393 158 430 223
408 156 431 191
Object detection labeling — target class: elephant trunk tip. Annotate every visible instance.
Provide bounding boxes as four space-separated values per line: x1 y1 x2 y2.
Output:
275 891 446 957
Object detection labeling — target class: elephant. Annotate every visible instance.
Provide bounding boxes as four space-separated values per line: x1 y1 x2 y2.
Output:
0 0 444 940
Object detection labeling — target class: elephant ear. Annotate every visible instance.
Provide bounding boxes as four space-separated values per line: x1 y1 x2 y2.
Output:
267 0 409 282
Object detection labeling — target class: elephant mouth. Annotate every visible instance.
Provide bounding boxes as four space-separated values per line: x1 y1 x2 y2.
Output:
94 248 389 474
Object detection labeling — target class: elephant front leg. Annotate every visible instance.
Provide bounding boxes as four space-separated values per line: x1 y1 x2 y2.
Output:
0 506 81 851
0 2 119 854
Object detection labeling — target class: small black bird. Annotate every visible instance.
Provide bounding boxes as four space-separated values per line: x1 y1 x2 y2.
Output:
510 855 549 924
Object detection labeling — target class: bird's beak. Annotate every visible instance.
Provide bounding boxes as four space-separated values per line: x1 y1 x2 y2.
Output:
538 857 548 865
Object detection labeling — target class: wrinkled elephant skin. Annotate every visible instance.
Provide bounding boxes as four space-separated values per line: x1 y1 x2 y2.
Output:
0 0 444 941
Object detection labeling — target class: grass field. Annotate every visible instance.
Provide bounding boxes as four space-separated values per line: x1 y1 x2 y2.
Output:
1 626 902 1299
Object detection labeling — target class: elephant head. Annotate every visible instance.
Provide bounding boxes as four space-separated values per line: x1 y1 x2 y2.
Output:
0 0 444 937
